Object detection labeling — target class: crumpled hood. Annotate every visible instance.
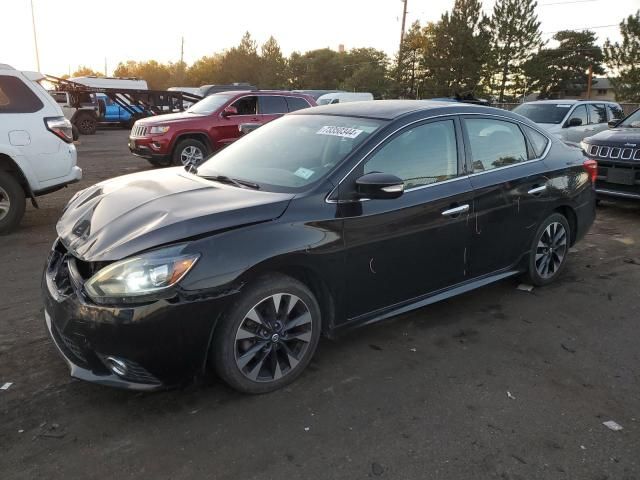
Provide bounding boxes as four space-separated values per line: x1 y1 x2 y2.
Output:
57 168 294 261
137 112 203 125
585 128 640 146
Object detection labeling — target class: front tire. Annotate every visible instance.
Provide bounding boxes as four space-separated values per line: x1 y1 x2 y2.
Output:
525 213 571 286
0 171 26 234
211 274 321 394
74 113 96 135
172 139 209 167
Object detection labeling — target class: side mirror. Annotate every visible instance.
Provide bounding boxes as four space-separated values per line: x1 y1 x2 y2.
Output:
608 119 619 128
222 105 238 117
567 117 582 128
355 172 404 200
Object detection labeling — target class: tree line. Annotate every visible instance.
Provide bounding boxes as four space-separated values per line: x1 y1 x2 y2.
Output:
67 0 640 102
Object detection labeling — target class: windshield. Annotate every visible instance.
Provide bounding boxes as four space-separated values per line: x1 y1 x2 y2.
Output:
317 98 333 105
197 114 384 192
620 109 640 128
187 93 233 114
512 103 572 124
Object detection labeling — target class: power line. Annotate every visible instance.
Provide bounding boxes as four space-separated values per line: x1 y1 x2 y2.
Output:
543 24 619 34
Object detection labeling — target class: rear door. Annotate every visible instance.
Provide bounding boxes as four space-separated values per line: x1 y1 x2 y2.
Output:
341 117 474 318
258 95 288 123
462 116 550 277
285 96 312 112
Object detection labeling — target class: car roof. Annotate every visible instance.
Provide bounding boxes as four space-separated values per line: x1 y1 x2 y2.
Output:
524 99 617 105
292 99 505 120
215 90 310 97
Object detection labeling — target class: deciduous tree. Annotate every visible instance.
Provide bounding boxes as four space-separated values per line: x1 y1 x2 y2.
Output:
604 10 640 102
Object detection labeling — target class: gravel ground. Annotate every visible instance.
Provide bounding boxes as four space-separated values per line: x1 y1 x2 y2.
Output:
1 130 639 479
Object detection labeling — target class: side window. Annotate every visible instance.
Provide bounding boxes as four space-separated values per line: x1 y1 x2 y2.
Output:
285 96 310 112
567 105 588 127
463 118 528 172
587 104 607 124
522 125 549 158
259 96 287 114
0 75 44 113
364 120 458 189
231 96 257 115
608 104 624 121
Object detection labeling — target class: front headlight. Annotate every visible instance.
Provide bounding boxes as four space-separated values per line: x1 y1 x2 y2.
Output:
85 245 199 304
149 125 170 135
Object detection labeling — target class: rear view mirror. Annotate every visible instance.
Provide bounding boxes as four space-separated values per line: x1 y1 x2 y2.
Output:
608 119 619 128
356 172 404 200
567 117 582 127
222 106 238 117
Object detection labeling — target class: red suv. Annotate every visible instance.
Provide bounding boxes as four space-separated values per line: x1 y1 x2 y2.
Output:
129 91 316 167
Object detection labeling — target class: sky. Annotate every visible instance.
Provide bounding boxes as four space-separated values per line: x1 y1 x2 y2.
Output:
1 0 638 76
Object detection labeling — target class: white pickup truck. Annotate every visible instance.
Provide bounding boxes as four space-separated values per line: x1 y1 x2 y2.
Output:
0 64 81 233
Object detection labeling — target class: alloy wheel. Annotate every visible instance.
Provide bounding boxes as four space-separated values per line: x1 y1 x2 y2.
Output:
0 186 10 222
234 293 313 383
535 221 567 279
180 146 203 167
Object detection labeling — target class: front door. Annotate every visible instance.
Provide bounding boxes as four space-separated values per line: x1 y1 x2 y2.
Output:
563 104 590 145
340 118 474 319
461 116 551 277
216 95 260 148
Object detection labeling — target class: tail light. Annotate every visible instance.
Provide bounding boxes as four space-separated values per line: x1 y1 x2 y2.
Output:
44 116 73 143
583 159 598 183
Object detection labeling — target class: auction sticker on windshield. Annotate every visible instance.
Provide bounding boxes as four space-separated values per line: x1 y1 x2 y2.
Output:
316 126 363 139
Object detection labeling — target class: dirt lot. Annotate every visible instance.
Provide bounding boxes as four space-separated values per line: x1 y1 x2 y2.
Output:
1 129 639 479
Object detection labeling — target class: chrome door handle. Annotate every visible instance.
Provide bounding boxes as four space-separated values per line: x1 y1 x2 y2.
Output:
442 204 470 216
527 185 547 195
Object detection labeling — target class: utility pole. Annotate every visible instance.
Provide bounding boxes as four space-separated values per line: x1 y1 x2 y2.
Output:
586 64 593 99
30 0 40 71
397 0 408 86
399 0 408 57
179 36 185 83
104 57 108 76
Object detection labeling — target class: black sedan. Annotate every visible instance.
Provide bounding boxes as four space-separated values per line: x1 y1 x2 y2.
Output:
43 101 596 393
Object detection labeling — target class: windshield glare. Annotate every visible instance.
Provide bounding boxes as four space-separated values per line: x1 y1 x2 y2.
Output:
513 103 572 124
187 93 233 114
620 109 640 128
197 114 384 192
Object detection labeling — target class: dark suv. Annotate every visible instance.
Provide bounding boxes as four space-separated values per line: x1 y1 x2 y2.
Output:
582 107 640 200
129 91 315 167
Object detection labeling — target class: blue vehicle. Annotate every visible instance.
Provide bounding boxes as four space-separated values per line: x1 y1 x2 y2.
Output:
96 93 145 129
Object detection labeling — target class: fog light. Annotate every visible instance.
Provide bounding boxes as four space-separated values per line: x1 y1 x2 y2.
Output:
106 356 128 376
150 142 161 150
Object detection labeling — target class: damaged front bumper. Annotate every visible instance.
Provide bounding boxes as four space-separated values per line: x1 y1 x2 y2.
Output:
42 239 234 391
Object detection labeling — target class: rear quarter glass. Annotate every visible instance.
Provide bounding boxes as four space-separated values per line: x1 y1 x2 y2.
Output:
0 75 44 113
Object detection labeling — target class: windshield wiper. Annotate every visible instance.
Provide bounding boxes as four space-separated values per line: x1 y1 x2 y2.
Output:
200 174 260 190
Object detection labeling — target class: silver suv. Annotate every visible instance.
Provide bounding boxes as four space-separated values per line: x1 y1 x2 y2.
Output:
512 100 625 147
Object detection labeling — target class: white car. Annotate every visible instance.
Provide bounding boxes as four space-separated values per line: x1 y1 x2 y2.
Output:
316 92 374 105
512 100 625 147
0 64 81 233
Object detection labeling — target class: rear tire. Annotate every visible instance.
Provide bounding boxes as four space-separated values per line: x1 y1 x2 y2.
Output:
74 112 96 135
172 138 209 167
525 213 571 286
211 274 322 394
0 171 26 234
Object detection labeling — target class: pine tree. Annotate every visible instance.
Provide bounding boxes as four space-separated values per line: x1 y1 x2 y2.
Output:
604 10 640 102
524 30 604 99
488 0 542 102
422 0 491 98
259 36 287 89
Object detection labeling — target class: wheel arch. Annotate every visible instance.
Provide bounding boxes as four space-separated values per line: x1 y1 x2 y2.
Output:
553 204 578 246
0 153 35 201
172 132 213 155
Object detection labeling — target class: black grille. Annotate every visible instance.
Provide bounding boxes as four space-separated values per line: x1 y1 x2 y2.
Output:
120 360 159 384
